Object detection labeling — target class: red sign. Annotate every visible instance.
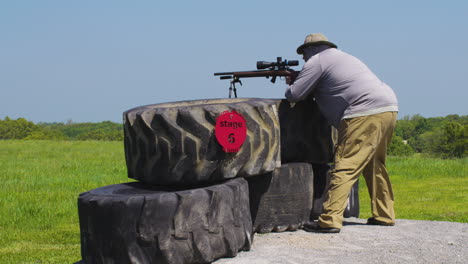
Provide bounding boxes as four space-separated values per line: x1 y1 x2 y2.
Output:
215 111 247 153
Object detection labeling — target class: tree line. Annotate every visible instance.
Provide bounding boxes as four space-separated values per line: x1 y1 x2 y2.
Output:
1 114 466 158
0 117 123 141
388 114 467 159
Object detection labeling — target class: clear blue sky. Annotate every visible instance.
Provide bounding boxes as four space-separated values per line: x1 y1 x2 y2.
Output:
1 0 467 123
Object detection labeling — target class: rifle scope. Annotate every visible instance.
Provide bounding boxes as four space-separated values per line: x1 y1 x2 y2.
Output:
256 57 299 70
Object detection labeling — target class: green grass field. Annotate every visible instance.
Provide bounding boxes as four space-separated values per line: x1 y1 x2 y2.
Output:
359 154 468 223
0 140 467 263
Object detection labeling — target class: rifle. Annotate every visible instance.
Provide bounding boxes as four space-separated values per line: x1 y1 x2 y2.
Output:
214 57 299 98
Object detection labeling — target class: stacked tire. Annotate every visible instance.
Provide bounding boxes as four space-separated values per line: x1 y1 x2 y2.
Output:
77 97 356 264
78 179 252 264
247 163 314 233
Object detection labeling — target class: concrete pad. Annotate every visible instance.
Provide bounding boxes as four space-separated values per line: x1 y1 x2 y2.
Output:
214 218 468 264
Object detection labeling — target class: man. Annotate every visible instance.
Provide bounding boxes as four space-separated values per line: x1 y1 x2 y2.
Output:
285 33 398 233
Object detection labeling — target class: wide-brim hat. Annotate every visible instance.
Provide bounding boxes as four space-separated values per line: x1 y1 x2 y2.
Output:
297 33 337 54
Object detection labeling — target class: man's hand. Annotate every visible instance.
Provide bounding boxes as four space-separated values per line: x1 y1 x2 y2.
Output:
286 71 299 85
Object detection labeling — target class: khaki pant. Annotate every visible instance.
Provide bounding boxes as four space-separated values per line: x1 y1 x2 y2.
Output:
318 112 397 229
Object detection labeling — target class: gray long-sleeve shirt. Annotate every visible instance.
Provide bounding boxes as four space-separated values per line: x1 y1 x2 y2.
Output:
285 48 398 127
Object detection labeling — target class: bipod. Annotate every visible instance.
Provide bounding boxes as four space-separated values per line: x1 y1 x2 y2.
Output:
229 77 242 98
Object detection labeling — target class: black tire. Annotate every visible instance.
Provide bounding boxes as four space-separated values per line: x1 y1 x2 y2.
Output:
278 97 334 164
310 163 331 219
310 164 360 219
247 163 314 233
123 98 281 185
344 180 360 218
78 178 252 264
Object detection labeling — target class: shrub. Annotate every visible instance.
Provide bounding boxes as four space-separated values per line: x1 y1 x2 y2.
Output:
388 135 415 156
0 117 41 139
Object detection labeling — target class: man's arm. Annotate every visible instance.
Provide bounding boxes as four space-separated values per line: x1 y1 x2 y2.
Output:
285 55 323 102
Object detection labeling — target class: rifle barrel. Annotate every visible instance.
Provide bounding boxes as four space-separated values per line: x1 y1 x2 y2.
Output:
214 71 236 76
214 70 293 77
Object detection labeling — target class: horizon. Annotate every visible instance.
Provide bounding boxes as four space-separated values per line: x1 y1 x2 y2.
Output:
2 112 466 125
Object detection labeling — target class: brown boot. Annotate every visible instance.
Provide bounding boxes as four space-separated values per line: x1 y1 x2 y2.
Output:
303 221 341 233
367 217 395 226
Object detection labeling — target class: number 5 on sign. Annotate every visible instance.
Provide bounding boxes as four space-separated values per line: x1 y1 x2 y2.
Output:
215 111 247 153
228 133 236 144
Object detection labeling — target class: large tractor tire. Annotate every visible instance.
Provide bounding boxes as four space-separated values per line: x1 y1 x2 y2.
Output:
247 163 314 233
78 178 252 264
278 97 334 164
123 98 281 185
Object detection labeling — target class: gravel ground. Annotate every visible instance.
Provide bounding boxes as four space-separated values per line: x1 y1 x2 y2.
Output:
214 218 468 264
